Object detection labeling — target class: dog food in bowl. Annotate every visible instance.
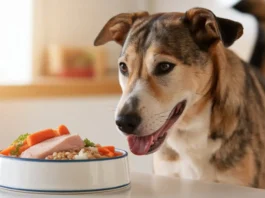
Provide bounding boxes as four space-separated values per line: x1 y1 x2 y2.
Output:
0 125 130 194
0 125 123 160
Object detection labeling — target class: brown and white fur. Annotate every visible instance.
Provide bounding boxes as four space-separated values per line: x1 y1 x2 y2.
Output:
94 8 265 188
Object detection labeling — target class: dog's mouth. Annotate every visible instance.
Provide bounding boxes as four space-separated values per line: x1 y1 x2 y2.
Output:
127 100 187 155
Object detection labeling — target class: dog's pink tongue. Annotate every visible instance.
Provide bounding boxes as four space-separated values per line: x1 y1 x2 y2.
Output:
127 135 153 155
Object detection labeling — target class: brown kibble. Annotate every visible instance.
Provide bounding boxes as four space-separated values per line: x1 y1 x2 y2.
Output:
68 154 74 159
44 146 116 160
94 154 101 158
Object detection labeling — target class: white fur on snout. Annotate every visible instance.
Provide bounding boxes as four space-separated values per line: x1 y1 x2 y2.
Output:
130 80 168 136
118 72 126 91
116 79 166 136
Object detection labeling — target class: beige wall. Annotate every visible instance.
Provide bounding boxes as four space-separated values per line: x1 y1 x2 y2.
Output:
33 0 150 76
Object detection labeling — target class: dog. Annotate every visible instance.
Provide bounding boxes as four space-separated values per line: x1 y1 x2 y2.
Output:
233 0 265 76
94 7 265 188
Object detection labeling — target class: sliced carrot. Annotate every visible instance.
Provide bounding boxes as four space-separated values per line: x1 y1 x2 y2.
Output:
0 140 28 156
106 152 115 157
98 146 118 157
27 128 58 146
102 146 115 153
98 147 110 155
19 144 30 154
53 129 59 136
0 145 16 155
114 151 123 157
57 125 70 135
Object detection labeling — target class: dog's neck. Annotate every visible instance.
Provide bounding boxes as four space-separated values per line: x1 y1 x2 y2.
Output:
209 45 246 140
208 44 256 171
178 43 245 141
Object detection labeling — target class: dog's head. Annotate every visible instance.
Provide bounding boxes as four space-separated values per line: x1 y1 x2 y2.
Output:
94 8 243 155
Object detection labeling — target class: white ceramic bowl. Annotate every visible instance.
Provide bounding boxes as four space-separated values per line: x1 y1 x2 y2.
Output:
0 149 130 194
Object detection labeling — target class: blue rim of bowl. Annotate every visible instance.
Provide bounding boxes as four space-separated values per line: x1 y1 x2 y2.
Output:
0 182 131 194
0 148 128 163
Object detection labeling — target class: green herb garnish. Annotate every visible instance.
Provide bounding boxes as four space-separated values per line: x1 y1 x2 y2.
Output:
9 133 30 156
10 144 22 156
12 133 30 146
83 138 95 147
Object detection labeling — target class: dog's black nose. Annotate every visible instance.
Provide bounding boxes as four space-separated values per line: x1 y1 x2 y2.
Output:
116 114 141 134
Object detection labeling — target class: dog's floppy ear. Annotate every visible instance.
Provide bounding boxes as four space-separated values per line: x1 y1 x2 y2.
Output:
94 11 149 46
183 7 243 49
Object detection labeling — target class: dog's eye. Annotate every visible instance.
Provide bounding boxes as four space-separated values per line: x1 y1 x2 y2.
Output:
154 62 175 76
119 62 128 76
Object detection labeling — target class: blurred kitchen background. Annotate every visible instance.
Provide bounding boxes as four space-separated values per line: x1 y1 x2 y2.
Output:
0 0 260 173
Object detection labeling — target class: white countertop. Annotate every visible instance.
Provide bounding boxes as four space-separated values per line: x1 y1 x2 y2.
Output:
1 172 265 198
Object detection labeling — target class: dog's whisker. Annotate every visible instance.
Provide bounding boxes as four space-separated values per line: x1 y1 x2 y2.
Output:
153 110 171 116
